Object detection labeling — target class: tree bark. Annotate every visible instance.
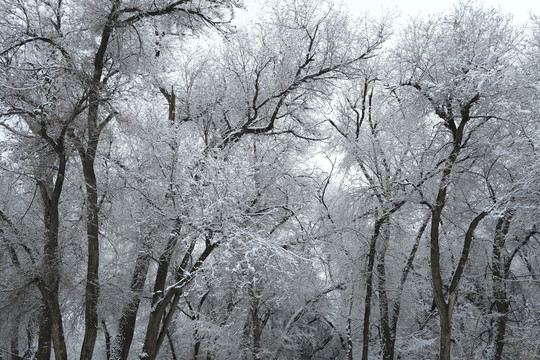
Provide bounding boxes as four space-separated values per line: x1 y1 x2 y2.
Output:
424 92 483 360
140 225 182 360
111 250 151 360
79 154 100 360
376 226 393 360
360 217 382 360
36 304 51 360
248 281 262 360
79 3 121 358
346 290 354 360
487 216 509 360
361 202 404 360
142 239 217 359
438 299 455 360
36 128 69 360
486 214 533 360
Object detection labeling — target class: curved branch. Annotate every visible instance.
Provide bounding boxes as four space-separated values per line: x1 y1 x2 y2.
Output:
1 36 72 64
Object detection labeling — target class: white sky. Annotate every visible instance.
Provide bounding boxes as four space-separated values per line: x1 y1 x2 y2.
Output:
350 0 539 23
236 0 540 25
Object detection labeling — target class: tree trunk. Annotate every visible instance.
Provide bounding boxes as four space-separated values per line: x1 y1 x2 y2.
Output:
438 303 453 360
111 250 151 360
487 216 511 360
377 227 393 360
430 149 485 360
140 228 181 360
37 208 69 360
142 240 217 359
79 3 120 357
488 306 508 360
360 221 379 360
346 290 354 360
36 304 51 360
103 320 111 360
37 144 68 360
361 203 404 360
48 292 68 360
248 281 262 360
80 156 100 360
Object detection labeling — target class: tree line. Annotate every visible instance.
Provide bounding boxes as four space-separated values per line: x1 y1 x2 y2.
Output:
0 0 538 359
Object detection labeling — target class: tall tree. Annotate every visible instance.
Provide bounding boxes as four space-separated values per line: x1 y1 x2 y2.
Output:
395 4 520 359
1 0 240 358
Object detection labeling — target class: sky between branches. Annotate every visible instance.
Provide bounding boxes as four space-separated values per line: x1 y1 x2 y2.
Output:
236 0 540 26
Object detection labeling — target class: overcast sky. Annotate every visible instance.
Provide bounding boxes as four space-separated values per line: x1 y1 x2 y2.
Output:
236 0 540 25
351 0 539 22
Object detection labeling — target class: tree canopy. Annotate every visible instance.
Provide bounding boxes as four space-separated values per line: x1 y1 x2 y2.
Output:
0 1 538 359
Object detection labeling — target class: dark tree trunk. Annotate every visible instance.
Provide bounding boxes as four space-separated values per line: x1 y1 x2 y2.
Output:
111 250 151 360
438 302 454 360
346 292 354 360
80 155 100 360
376 231 393 360
36 130 69 360
423 92 483 360
79 3 121 358
142 240 217 359
140 227 182 360
361 202 404 360
36 304 51 360
488 216 510 360
102 320 111 360
360 218 380 360
485 214 536 360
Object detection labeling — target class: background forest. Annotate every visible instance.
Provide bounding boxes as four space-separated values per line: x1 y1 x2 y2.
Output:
0 0 539 359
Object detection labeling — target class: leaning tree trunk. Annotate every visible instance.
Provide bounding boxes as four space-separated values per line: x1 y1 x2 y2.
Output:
385 215 430 359
361 202 404 360
111 248 151 360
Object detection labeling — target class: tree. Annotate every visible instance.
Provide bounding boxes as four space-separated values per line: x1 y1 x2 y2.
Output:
0 0 240 358
323 70 436 359
135 2 388 358
1 1 538 359
394 3 520 358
